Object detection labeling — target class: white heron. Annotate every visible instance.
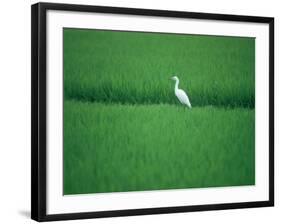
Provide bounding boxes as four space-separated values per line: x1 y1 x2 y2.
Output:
170 76 192 108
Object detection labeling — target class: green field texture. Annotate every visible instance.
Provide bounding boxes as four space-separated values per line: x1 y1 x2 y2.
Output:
63 28 255 195
64 101 255 194
63 29 255 108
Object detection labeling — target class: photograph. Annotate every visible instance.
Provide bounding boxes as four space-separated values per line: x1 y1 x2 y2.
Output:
63 28 255 195
31 2 274 221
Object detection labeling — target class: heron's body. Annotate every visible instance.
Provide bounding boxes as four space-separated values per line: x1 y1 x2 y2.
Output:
171 76 192 108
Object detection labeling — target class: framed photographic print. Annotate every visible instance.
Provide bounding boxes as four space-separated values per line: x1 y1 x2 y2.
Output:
31 2 274 222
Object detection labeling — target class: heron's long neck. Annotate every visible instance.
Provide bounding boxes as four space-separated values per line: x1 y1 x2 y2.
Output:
174 79 179 92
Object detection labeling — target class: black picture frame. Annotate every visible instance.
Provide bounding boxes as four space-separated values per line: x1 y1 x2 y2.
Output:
31 2 274 222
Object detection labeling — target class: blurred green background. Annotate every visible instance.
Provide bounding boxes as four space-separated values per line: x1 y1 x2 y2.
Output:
63 28 255 195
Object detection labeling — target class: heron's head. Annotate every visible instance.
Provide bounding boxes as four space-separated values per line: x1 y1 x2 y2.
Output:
170 76 179 81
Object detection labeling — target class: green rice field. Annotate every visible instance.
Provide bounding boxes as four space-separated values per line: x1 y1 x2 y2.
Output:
63 28 255 195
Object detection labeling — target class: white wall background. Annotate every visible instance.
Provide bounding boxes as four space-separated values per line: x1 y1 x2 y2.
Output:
0 0 279 223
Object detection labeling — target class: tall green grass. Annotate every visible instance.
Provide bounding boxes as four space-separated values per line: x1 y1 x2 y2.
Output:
64 101 255 195
64 29 255 108
63 28 255 195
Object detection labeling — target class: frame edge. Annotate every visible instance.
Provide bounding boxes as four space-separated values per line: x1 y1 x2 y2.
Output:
268 17 274 206
31 2 48 222
37 1 273 23
31 3 40 221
